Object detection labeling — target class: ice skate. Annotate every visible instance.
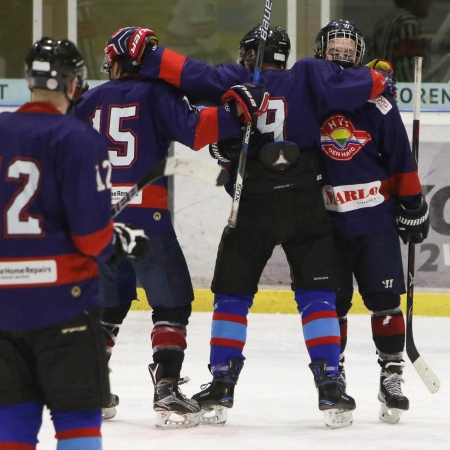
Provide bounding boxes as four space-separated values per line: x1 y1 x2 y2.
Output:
378 360 409 424
102 393 119 420
309 360 356 429
192 358 244 426
148 362 201 429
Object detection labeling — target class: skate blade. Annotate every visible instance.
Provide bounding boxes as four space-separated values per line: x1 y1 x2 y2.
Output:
324 409 353 429
102 406 117 420
155 411 200 429
198 406 228 426
379 403 403 424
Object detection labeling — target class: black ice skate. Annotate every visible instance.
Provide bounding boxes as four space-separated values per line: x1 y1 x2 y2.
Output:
148 362 201 429
102 393 119 420
309 360 356 429
192 358 244 426
378 360 409 424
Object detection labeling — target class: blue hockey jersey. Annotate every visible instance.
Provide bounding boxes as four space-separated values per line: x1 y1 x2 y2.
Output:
318 95 422 237
73 76 242 236
0 102 114 331
140 47 419 236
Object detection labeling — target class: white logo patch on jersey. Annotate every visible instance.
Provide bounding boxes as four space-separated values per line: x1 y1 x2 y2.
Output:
111 186 143 205
0 260 57 285
369 95 393 115
322 180 385 212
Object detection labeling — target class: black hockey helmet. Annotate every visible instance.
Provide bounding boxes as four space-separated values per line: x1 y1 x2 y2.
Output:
25 37 87 93
238 25 291 69
315 19 365 68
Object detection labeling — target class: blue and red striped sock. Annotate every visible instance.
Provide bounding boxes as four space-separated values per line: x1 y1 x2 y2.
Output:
210 293 253 374
295 289 341 375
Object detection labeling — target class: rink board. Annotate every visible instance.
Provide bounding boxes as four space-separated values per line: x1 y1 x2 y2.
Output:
132 288 450 317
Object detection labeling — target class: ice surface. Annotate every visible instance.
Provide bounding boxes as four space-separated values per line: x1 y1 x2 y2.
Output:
38 311 449 449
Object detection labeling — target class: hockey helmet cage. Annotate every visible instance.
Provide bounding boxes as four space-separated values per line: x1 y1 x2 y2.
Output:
25 37 87 93
315 19 365 68
238 25 291 69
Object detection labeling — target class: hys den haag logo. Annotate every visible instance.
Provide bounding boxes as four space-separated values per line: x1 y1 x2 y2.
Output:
320 114 371 161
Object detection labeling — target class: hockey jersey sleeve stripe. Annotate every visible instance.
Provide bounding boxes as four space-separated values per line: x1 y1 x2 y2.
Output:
369 68 388 99
391 171 422 197
159 48 187 89
71 220 114 257
193 107 220 150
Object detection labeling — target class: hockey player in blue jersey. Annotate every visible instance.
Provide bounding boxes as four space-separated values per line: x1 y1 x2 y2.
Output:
123 23 398 428
73 26 269 429
313 19 429 424
0 37 148 450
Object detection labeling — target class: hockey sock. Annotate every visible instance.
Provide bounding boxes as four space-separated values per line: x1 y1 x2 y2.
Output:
210 293 253 374
295 289 340 375
0 401 42 449
338 316 348 354
151 322 187 378
371 306 405 355
101 301 132 363
52 409 102 450
101 322 120 363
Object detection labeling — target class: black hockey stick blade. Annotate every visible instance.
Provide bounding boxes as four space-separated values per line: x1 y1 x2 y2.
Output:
112 157 228 218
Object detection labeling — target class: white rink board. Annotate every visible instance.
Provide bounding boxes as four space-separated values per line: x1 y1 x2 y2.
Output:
172 112 450 289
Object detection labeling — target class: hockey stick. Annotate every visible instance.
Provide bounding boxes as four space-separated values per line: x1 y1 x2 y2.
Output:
228 0 273 228
112 157 228 218
405 56 440 393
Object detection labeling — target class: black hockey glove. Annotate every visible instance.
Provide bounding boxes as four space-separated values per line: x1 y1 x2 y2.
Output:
209 127 270 162
222 83 269 123
397 197 430 245
109 222 150 263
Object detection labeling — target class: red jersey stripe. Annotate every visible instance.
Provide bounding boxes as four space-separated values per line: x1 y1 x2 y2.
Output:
160 49 187 89
0 253 98 288
193 107 220 150
113 184 168 210
71 220 113 257
391 171 422 197
369 69 387 99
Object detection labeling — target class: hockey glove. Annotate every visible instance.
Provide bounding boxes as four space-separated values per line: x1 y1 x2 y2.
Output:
105 26 158 66
367 59 397 100
209 127 270 162
110 222 150 263
222 83 269 123
366 59 393 75
397 197 430 244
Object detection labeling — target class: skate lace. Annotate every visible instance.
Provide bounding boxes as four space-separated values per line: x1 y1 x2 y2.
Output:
382 372 404 396
199 382 212 391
